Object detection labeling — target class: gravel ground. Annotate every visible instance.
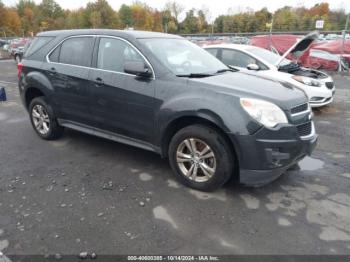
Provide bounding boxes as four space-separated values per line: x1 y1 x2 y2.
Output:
0 59 350 258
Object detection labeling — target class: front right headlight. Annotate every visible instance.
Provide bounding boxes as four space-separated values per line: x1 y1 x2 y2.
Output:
292 75 321 87
240 98 288 128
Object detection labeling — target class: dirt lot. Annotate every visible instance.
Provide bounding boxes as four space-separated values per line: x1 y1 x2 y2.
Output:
0 59 350 258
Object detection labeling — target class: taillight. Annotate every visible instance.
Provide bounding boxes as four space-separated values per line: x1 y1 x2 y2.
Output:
17 62 23 78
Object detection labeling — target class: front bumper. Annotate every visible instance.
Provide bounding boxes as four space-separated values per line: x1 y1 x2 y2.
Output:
309 88 335 107
229 123 318 186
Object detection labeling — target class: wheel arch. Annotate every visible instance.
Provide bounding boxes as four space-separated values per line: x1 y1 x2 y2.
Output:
160 114 240 182
24 87 46 109
160 114 238 160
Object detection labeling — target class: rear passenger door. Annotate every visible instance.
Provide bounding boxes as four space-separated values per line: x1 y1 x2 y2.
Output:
44 36 96 125
88 37 155 143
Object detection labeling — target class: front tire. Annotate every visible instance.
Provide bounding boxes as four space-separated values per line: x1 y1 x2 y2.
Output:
29 97 64 140
168 124 235 191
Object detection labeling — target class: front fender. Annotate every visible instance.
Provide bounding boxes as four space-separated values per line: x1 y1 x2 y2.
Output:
155 94 260 148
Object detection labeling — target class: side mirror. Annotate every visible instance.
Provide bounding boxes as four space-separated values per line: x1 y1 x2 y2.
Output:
247 63 260 70
124 61 152 78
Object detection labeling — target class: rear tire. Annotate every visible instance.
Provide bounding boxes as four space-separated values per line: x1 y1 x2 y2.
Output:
29 97 64 140
168 124 235 191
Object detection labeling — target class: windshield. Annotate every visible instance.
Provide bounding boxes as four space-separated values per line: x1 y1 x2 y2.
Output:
247 47 291 67
139 38 228 76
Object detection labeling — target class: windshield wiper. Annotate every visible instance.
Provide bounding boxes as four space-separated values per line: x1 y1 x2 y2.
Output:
215 67 237 74
176 73 214 78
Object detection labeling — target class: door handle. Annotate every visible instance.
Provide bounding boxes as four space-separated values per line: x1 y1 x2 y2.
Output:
94 77 104 87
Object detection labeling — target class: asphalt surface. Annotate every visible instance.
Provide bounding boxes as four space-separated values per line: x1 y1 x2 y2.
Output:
0 59 350 257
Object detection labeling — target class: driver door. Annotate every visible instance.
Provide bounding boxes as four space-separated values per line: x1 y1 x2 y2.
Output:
88 37 155 143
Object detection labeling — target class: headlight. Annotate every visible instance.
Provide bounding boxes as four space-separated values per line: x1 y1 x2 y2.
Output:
292 75 321 87
240 98 288 128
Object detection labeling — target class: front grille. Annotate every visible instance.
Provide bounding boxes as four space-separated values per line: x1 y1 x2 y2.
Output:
297 122 312 137
291 103 308 115
325 82 334 89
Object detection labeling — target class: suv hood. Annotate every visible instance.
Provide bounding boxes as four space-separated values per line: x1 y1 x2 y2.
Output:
276 31 319 68
189 71 307 110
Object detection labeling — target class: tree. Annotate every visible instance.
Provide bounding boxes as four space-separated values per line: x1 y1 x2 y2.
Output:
181 9 199 34
0 0 349 36
2 8 22 35
39 0 63 19
130 2 154 30
84 0 119 28
119 4 133 28
164 1 184 30
197 10 208 33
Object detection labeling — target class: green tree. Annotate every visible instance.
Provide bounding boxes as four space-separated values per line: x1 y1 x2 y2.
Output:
119 4 133 28
85 0 119 28
181 9 199 34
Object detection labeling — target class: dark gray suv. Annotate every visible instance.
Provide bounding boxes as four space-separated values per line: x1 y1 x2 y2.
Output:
19 29 317 191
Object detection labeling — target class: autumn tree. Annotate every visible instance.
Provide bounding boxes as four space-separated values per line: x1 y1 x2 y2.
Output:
119 4 133 28
0 0 348 36
164 1 184 31
84 0 119 29
181 9 199 34
130 2 154 30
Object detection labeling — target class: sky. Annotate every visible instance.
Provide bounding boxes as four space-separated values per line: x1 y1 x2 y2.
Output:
2 0 350 22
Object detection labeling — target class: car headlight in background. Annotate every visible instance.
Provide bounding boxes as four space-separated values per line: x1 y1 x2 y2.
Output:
292 75 321 87
240 98 288 128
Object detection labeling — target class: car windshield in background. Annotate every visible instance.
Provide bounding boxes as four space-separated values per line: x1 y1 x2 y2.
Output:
247 47 291 67
140 38 228 76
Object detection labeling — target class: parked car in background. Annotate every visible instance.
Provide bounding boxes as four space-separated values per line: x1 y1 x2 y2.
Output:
250 34 301 55
19 29 317 191
0 39 9 48
11 39 32 63
205 32 335 107
250 34 348 71
301 49 344 71
310 39 350 69
9 38 31 62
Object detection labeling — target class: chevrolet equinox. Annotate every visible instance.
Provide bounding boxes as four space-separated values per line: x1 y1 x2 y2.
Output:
19 29 317 191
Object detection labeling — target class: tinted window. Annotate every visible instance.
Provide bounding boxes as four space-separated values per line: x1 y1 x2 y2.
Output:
97 38 144 73
206 48 218 57
221 49 267 69
24 37 53 57
49 46 60 62
59 37 94 67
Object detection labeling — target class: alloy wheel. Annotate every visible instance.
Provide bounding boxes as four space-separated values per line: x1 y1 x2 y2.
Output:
176 138 217 182
31 104 50 135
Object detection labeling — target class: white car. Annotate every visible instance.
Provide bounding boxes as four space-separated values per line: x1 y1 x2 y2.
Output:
204 32 335 107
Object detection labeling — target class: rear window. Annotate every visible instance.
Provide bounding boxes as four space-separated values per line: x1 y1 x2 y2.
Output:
24 36 54 58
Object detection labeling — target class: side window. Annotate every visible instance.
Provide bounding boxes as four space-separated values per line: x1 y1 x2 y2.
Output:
49 46 60 62
206 48 218 58
221 49 256 68
97 37 145 73
58 37 95 67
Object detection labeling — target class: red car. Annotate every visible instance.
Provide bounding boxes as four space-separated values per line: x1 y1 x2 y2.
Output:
250 34 346 71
